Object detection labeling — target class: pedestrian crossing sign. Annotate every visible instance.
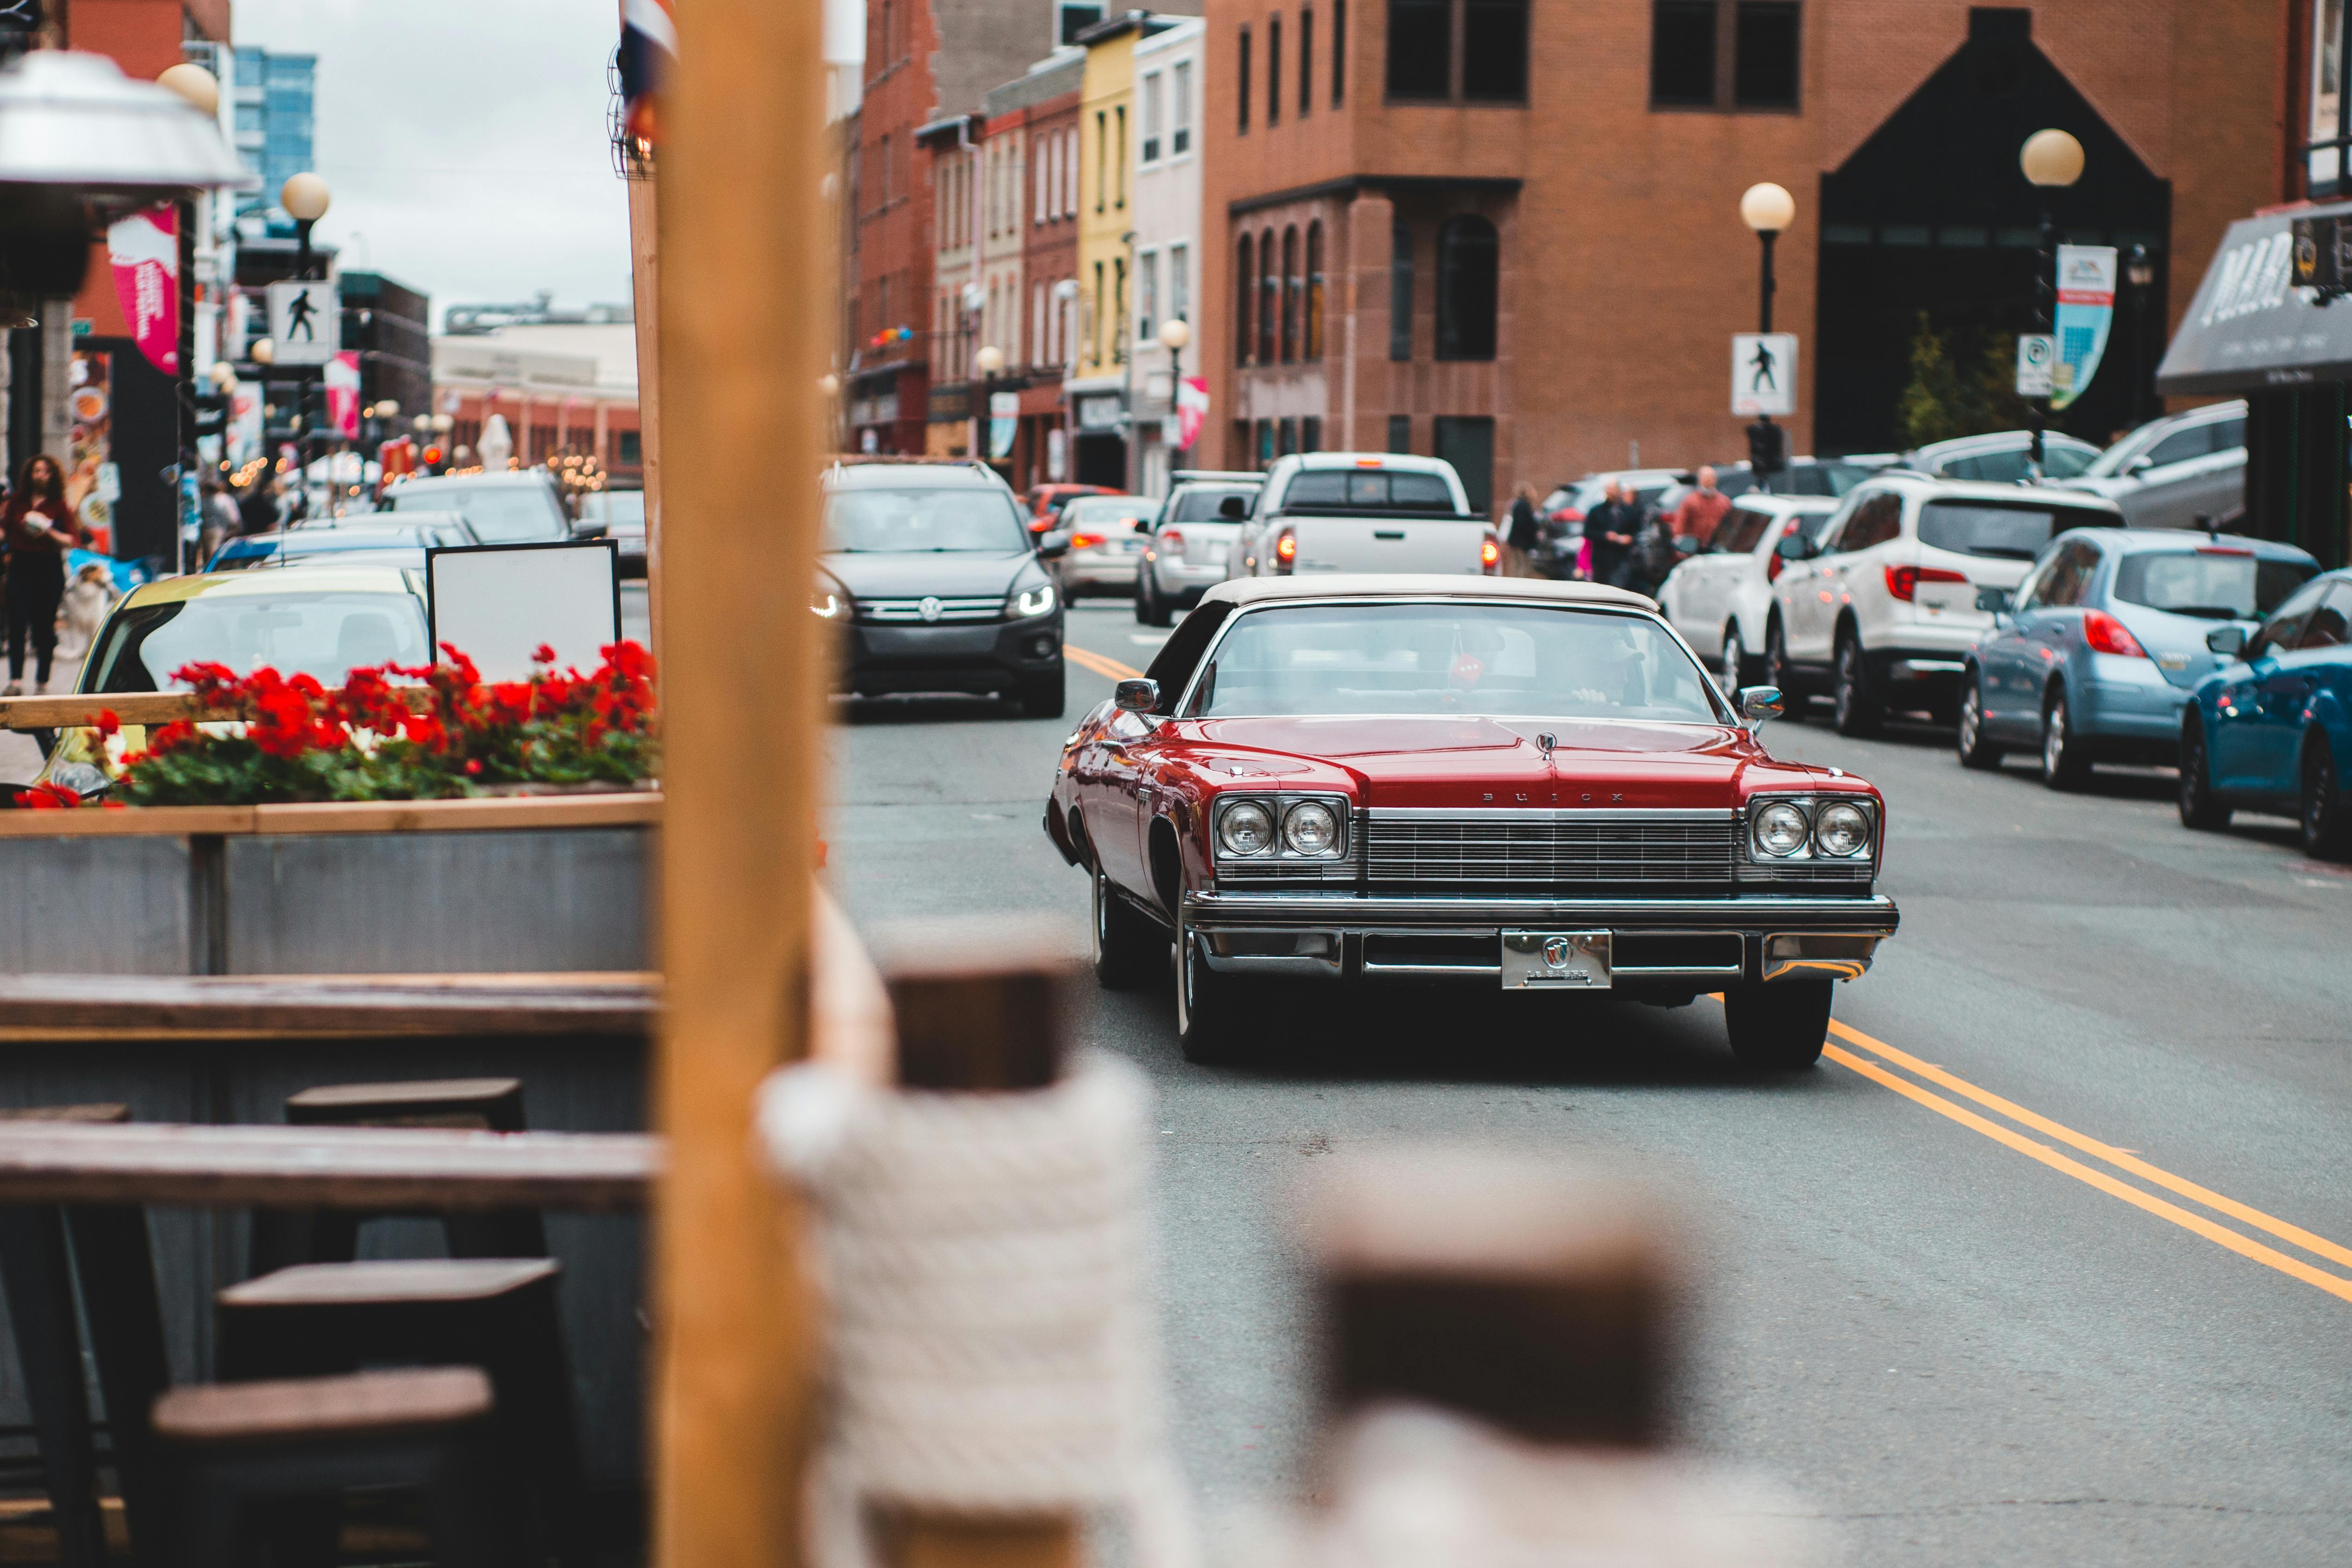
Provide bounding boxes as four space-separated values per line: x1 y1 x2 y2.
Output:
266 280 340 365
1731 333 1797 416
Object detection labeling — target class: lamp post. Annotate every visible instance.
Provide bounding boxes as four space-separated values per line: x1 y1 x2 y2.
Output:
1738 182 1795 493
278 172 332 514
2020 128 2084 474
157 62 222 574
1158 316 1191 458
973 344 1005 467
2124 243 2155 425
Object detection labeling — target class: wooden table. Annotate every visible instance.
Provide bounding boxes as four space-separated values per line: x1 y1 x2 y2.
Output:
0 972 660 1040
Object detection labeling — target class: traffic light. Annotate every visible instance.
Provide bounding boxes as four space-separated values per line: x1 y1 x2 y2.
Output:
1746 418 1787 476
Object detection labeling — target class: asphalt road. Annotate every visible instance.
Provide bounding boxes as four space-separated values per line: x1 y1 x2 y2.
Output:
826 599 2352 1567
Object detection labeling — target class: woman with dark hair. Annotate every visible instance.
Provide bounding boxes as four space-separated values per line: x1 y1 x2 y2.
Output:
2 454 85 695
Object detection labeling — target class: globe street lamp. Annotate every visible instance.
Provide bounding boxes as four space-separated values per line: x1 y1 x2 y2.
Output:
281 171 331 278
2020 129 2083 473
1739 183 1795 492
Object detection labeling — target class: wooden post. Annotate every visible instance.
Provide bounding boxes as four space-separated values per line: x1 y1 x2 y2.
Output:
649 0 827 1562
625 170 663 665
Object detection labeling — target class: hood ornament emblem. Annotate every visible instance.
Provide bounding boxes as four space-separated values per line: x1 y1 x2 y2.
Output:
1536 731 1556 761
919 596 943 622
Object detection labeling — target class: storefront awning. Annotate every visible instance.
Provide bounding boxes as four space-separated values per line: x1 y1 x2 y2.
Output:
2158 198 2352 396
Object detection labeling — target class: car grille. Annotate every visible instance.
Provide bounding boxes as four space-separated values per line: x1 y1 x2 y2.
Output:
1365 810 1738 886
857 596 1003 624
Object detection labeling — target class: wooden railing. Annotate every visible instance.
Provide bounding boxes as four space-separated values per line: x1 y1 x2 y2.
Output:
0 687 441 734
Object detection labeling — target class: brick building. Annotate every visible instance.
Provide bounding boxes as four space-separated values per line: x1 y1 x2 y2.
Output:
988 51 1086 488
1198 0 2279 512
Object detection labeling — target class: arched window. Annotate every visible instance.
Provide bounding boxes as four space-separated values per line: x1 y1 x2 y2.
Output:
1305 221 1325 361
1436 214 1498 361
1258 226 1278 365
1280 225 1300 363
1236 232 1254 365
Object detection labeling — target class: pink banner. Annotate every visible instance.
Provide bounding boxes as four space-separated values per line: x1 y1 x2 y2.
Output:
1175 374 1209 452
105 204 178 376
325 352 362 439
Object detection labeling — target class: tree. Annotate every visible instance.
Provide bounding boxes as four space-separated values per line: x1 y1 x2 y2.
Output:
1897 315 2039 451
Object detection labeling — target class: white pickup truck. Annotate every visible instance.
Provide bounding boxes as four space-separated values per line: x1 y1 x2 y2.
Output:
1228 453 1498 579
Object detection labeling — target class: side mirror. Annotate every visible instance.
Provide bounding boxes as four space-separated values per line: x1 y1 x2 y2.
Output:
572 521 609 540
1114 677 1160 714
2205 624 2248 658
1036 530 1072 560
1132 516 1153 533
1218 495 1249 519
1974 586 2013 615
1774 532 1813 561
2127 454 2155 476
1737 685 1784 730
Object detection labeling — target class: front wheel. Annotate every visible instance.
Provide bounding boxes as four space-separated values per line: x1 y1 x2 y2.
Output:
1135 569 1172 627
1718 624 1752 695
1018 665 1066 719
2301 735 2352 859
1833 634 1880 736
1092 869 1166 990
1723 979 1832 1070
1764 620 1795 709
1955 678 2003 770
2040 688 2089 790
1174 928 1246 1065
2178 713 2232 830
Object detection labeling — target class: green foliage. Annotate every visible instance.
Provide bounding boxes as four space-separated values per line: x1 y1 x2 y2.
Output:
1895 314 2038 452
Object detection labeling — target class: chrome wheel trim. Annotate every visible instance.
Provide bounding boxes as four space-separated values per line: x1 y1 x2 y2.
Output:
1173 925 1195 1035
2044 700 2066 776
2307 749 2335 841
1719 627 1743 696
1959 686 1980 752
1835 640 1859 723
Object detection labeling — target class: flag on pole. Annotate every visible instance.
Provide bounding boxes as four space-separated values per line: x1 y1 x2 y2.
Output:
618 0 677 145
106 203 178 376
2050 245 2117 411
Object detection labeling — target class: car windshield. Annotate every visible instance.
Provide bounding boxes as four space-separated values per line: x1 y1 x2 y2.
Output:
1065 498 1147 525
2112 550 2316 620
1920 501 2107 560
582 492 646 528
1281 469 1458 511
387 484 562 543
1168 486 1259 523
86 590 430 692
1186 603 1725 723
824 486 1031 552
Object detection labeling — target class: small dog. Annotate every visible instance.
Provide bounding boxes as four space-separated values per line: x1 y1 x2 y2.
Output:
56 563 117 661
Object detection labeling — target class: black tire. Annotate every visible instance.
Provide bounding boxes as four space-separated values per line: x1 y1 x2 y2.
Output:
2040 686 2089 790
1135 568 1172 627
1764 619 1796 709
1018 664 1066 719
1833 632 1880 737
1718 623 1752 695
2301 735 2352 860
1955 677 2003 770
2178 712 2232 831
1724 979 1832 1070
1091 868 1166 989
1174 927 1246 1064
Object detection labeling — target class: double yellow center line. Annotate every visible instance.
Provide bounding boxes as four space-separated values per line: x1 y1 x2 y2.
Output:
1063 644 1142 683
1826 1022 2352 1304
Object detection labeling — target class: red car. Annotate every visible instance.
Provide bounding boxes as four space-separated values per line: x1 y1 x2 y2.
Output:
1023 483 1117 531
1044 576 1898 1066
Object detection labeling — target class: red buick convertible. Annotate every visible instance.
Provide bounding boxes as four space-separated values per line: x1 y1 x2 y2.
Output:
1044 576 1899 1067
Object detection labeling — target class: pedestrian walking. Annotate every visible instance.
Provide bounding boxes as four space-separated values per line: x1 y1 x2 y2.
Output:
1582 481 1643 590
2 454 86 696
236 475 281 537
1502 482 1543 577
1670 465 1733 552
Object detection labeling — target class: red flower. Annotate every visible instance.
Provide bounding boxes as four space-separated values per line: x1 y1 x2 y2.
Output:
464 758 483 776
15 781 80 810
94 710 120 737
532 644 558 666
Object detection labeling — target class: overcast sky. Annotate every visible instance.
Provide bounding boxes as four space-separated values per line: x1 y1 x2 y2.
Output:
235 0 635 327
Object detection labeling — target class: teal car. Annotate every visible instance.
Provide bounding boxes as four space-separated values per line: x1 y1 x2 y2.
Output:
2179 568 2352 857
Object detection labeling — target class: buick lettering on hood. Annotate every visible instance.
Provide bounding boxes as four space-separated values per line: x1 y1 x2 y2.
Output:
1043 577 1899 1067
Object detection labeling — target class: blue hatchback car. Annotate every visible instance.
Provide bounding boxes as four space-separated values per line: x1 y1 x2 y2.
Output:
2179 567 2352 857
1956 529 2319 787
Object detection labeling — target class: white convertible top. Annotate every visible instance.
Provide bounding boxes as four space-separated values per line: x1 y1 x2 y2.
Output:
1198 575 1658 611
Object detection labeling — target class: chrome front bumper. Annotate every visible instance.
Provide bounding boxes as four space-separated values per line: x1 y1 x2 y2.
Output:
1179 890 1899 986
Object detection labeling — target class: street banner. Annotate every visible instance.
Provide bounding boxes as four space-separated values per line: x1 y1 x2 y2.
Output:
988 390 1018 459
2016 333 2056 397
267 280 339 365
1730 333 1796 416
229 379 263 463
325 351 361 438
2051 244 2116 410
1175 374 1209 451
105 203 178 376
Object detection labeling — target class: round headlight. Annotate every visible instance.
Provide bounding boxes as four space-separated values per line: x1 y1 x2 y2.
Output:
1754 801 1810 857
1218 800 1275 857
1282 800 1339 855
1815 801 1871 858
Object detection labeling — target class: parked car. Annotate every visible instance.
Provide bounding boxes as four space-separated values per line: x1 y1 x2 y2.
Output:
1051 494 1153 598
32 564 435 799
379 469 573 544
2054 400 2247 529
2177 568 2352 856
1957 530 2319 785
575 488 648 578
1043 575 1898 1067
1654 457 1879 521
1906 429 2102 483
1022 482 1116 532
813 458 1069 717
1228 454 1490 579
1534 469 1685 577
1766 474 2125 733
205 512 477 572
1655 493 1839 691
1135 474 1264 626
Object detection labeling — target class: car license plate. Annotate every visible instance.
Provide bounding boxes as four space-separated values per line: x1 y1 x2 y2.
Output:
1500 930 1612 989
1205 543 1229 563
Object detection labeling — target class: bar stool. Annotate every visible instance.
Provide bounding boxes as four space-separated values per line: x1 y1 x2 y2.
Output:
214 1259 589 1568
149 1366 525 1568
0 1104 131 1568
258 1079 546 1268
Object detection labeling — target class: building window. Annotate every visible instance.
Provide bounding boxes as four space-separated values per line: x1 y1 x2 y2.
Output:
1033 281 1047 364
1434 416 1494 512
1115 105 1128 205
1236 233 1255 365
1239 26 1253 131
1333 0 1347 103
1256 419 1276 467
1300 7 1314 115
1036 132 1050 222
1064 127 1079 213
1386 0 1449 99
879 133 893 203
1279 417 1299 456
1269 14 1283 125
1301 416 1322 453
1173 60 1194 154
1141 70 1163 162
1258 227 1279 365
1170 242 1190 325
1096 111 1108 211
1093 259 1106 364
618 430 642 466
1461 0 1527 101
1389 219 1414 361
1387 414 1411 453
1304 222 1325 359
1652 1 1801 111
1280 226 1300 363
1139 250 1159 343
2314 0 2348 193
1435 214 1498 360
1058 1 1104 45
1114 257 1128 361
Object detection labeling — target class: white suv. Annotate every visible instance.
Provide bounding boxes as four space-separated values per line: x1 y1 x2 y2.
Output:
1656 493 1836 691
1765 475 2123 734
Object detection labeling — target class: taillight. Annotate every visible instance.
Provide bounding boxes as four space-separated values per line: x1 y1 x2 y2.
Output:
1070 532 1102 550
1767 554 1785 583
1480 533 1501 573
2083 608 2148 658
1160 529 1185 553
1274 527 1297 573
1551 507 1584 524
1885 564 1970 602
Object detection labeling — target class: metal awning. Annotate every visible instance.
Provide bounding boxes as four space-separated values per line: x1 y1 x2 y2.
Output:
2157 198 2352 396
